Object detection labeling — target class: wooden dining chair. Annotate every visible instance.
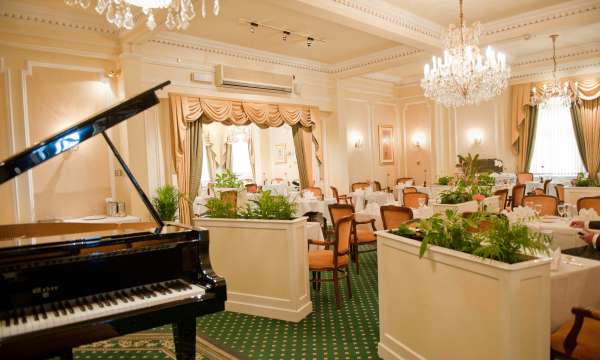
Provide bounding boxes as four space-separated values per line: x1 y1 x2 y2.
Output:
555 184 565 204
303 186 324 200
328 203 376 275
351 182 370 192
493 189 508 210
308 214 353 309
543 179 552 195
396 177 414 185
245 183 258 193
402 187 417 194
522 195 558 216
516 172 533 184
551 307 600 359
532 188 545 196
511 183 526 209
577 196 600 214
330 186 349 204
380 205 413 230
372 180 382 191
403 192 429 209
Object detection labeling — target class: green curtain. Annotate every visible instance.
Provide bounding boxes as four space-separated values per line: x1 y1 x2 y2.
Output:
570 103 588 170
524 105 538 172
186 121 203 224
292 125 309 189
224 141 232 171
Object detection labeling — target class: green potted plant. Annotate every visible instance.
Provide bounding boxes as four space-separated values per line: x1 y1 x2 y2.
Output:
437 176 453 186
213 169 244 208
573 172 598 187
377 211 553 359
151 185 180 221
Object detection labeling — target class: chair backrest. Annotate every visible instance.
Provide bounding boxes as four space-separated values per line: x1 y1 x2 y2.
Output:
396 177 414 185
328 203 354 226
543 179 552 194
403 192 429 209
494 189 508 210
577 196 600 214
330 186 339 199
373 181 382 191
402 187 417 194
532 188 545 195
303 186 324 200
522 195 558 216
245 183 258 193
511 184 526 209
351 182 370 192
380 205 413 230
334 215 353 260
555 184 565 203
461 213 493 233
517 172 533 184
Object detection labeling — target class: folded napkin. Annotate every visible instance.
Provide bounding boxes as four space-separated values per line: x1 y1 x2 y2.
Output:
302 191 316 200
551 247 561 271
578 208 599 221
502 206 537 223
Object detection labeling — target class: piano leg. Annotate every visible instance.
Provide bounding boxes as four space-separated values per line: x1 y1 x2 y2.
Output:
173 318 196 360
59 349 74 360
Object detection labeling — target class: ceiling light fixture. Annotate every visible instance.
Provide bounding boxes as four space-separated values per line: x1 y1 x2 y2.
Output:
240 19 325 48
530 34 580 109
420 0 510 107
64 0 220 31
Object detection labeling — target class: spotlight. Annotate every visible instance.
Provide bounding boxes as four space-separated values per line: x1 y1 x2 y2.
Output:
307 36 314 47
282 30 290 41
249 22 258 33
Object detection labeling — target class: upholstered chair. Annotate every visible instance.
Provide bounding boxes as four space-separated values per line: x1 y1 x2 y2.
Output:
245 183 258 193
330 186 349 204
532 188 545 196
380 205 413 230
308 214 353 309
551 307 600 359
522 195 558 216
351 182 370 192
511 183 526 209
516 172 534 184
555 184 565 204
403 192 429 209
543 179 553 194
402 187 417 194
303 186 324 200
396 177 415 185
577 196 600 214
494 189 508 210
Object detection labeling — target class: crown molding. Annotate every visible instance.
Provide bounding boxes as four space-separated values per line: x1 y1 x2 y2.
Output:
481 0 600 39
330 46 424 75
510 59 600 83
512 42 600 68
0 0 118 36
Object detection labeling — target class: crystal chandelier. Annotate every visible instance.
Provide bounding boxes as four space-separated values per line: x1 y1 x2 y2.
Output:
530 34 580 109
65 0 220 31
420 0 510 107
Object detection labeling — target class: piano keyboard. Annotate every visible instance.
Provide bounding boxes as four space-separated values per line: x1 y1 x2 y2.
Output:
0 279 205 339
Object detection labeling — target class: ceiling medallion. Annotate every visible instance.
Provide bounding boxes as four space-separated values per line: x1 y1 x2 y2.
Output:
421 0 510 107
64 0 220 31
530 34 580 110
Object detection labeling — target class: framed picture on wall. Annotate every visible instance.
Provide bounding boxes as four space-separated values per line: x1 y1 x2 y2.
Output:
274 144 287 164
379 125 394 164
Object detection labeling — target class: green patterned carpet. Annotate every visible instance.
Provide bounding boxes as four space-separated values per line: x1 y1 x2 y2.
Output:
73 249 380 360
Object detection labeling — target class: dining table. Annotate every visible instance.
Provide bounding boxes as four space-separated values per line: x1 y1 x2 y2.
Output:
295 197 337 225
349 190 395 211
354 202 434 231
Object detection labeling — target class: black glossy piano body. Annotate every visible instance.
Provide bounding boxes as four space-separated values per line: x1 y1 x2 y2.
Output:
0 81 225 360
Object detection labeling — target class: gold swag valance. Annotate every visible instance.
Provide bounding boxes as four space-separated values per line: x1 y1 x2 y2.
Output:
175 94 315 128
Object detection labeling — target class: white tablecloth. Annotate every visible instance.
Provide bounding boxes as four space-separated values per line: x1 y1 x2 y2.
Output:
262 183 290 195
295 198 337 225
349 191 394 211
526 219 589 250
551 255 600 331
307 221 326 251
63 215 141 223
564 186 600 206
524 181 544 194
395 185 449 204
491 172 516 185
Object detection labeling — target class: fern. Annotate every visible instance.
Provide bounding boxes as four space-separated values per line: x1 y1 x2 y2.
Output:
151 185 180 221
214 169 243 189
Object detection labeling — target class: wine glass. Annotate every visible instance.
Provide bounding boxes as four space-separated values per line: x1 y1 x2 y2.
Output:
557 204 566 218
418 198 426 209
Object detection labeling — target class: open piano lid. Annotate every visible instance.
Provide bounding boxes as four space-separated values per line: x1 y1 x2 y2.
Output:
0 81 171 230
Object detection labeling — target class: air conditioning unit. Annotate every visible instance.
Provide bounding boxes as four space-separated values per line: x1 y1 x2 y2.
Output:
214 64 293 93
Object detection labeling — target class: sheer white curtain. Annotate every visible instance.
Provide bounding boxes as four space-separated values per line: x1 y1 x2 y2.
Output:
231 128 253 180
529 98 586 177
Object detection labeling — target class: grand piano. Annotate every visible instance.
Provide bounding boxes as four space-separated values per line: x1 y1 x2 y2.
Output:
0 81 226 360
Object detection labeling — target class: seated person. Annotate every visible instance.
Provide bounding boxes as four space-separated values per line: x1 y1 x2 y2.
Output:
570 220 600 251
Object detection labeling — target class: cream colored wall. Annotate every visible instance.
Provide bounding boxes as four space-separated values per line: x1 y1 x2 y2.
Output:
0 68 15 225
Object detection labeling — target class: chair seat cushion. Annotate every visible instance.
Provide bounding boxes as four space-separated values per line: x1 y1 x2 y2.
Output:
309 250 348 270
551 317 600 360
356 229 376 243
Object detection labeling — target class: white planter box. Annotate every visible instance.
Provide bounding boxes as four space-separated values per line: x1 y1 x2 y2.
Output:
564 186 600 206
376 231 551 360
432 195 500 214
194 217 312 322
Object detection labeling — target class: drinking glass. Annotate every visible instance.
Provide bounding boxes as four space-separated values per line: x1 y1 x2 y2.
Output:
557 204 566 218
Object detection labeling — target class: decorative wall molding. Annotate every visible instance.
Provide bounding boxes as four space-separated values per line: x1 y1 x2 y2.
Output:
1 58 21 221
330 46 424 75
512 42 600 68
511 60 600 82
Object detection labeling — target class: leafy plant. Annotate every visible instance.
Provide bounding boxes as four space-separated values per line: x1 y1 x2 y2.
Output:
477 173 496 186
205 197 237 218
439 186 473 204
152 185 180 221
415 210 551 264
574 172 598 187
437 176 453 186
391 224 419 239
457 153 480 182
239 191 296 220
214 169 243 189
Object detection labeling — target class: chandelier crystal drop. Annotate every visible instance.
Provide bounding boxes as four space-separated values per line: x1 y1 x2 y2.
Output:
420 0 510 107
64 0 220 31
530 34 580 110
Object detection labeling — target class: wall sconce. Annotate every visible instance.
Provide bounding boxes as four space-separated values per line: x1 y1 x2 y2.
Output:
350 132 363 149
469 129 483 145
106 69 121 78
412 132 426 149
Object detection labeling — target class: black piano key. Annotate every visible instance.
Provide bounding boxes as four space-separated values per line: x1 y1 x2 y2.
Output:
12 311 19 325
65 301 75 314
40 304 48 319
157 283 173 294
57 301 67 316
3 312 10 326
107 293 118 305
20 308 27 323
150 284 165 295
98 294 111 307
114 291 127 303
75 298 86 311
118 290 132 302
145 287 158 297
93 295 104 308
138 287 152 298
32 306 39 321
83 297 94 310
50 303 60 317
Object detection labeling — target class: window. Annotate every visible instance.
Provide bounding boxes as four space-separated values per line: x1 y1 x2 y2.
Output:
200 145 211 186
529 98 585 177
232 138 253 180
